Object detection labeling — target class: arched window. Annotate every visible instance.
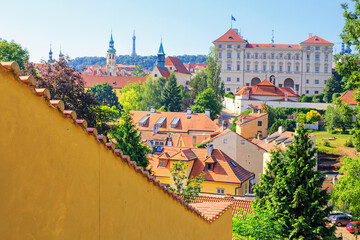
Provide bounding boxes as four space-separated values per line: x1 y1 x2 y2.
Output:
284 78 294 89
251 77 261 86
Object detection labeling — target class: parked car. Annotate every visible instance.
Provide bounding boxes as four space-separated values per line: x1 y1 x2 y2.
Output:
331 215 352 227
346 221 360 234
329 211 352 218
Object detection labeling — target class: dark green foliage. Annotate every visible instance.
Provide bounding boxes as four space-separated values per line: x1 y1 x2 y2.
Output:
230 116 238 131
332 92 342 102
206 47 224 102
300 95 313 102
110 109 151 168
323 73 344 103
268 118 296 135
253 126 336 239
142 76 167 110
0 38 29 69
324 103 353 133
88 82 121 109
344 137 354 147
312 93 325 103
191 89 222 120
224 93 235 99
131 65 146 76
24 58 100 130
262 104 287 127
162 73 182 112
92 105 120 137
69 55 207 71
189 70 207 102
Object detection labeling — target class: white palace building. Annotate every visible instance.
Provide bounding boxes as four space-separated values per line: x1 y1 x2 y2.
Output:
213 28 334 95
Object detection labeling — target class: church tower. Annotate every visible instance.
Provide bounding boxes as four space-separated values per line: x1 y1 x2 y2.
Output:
106 32 117 76
157 40 165 71
131 30 137 56
48 44 53 62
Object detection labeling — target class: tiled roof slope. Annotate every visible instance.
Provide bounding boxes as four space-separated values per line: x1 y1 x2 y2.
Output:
83 75 147 89
340 90 357 105
237 112 268 126
301 35 332 44
246 44 300 49
193 196 252 217
0 61 229 223
235 79 299 97
131 111 217 133
165 56 191 74
156 65 170 78
214 28 247 42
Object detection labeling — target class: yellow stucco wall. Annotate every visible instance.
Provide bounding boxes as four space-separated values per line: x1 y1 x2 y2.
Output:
236 114 268 139
201 180 250 196
0 67 232 240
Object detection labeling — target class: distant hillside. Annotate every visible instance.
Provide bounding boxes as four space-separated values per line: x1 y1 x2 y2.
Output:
69 55 207 71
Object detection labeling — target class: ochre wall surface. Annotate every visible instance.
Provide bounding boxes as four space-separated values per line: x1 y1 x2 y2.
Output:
236 114 268 139
0 67 232 240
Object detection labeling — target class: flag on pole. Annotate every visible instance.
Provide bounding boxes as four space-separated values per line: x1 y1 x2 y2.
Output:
231 15 236 21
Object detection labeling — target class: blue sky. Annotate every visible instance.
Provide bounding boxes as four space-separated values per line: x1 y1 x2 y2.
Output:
0 0 351 62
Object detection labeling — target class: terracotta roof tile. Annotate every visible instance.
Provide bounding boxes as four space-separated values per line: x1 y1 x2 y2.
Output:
340 90 357 105
82 75 148 89
214 28 247 42
165 57 191 75
156 65 170 78
189 202 232 220
301 35 332 44
0 60 229 224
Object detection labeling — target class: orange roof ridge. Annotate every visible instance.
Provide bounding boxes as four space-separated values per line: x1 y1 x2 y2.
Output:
214 28 247 43
301 35 332 44
0 61 229 223
257 79 274 86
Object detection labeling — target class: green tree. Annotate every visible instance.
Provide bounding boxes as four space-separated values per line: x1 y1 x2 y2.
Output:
88 82 121 109
131 65 146 77
262 104 287 127
24 58 101 130
0 38 29 69
92 105 120 137
306 110 321 123
191 89 222 120
119 81 144 111
170 160 205 203
206 47 223 101
141 76 166 110
268 118 296 135
324 103 353 133
332 155 360 217
253 126 336 239
189 70 207 101
110 109 151 168
162 73 182 112
323 73 344 103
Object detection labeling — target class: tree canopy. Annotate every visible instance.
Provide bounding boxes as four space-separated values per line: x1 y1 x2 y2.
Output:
191 88 222 120
88 82 121 110
162 73 182 112
0 38 29 69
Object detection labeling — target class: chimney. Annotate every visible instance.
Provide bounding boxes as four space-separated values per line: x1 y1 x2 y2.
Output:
333 175 338 185
284 91 288 101
233 28 239 35
205 109 211 119
192 136 197 147
222 120 228 130
150 106 156 113
167 133 173 146
308 33 313 39
187 107 192 115
246 89 250 99
278 126 285 134
206 144 214 157
153 124 159 134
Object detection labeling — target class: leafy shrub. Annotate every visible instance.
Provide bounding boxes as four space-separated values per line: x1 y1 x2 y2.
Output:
224 93 235 99
323 140 331 147
344 138 354 148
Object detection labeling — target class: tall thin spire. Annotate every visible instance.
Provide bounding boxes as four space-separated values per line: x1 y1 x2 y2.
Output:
59 45 63 59
108 31 116 54
131 30 137 56
271 29 274 44
157 39 165 71
49 42 53 62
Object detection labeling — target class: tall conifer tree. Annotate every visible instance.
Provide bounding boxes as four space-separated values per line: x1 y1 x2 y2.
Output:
162 73 181 112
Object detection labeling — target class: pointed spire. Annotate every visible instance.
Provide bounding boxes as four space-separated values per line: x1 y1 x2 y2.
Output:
158 39 165 55
59 45 63 59
108 31 116 54
49 42 53 62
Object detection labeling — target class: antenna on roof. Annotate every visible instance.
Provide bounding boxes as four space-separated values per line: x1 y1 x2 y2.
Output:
271 28 274 44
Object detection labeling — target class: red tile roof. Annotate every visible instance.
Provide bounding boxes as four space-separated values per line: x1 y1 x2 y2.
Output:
214 28 247 42
1 61 228 223
246 44 300 49
193 195 252 217
183 63 207 73
165 56 191 75
340 90 357 105
237 112 268 126
189 202 232 220
301 35 332 44
156 65 170 79
235 79 299 98
82 75 148 89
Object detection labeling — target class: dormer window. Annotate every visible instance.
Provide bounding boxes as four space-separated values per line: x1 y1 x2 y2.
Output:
156 117 166 127
171 117 180 128
206 163 213 171
158 159 166 168
139 116 149 126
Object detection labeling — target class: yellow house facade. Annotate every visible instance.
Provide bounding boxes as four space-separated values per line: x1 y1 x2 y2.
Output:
236 110 268 139
0 61 232 240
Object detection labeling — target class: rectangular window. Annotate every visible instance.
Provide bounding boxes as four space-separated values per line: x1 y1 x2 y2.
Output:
255 53 258 59
237 53 240 59
279 66 283 72
258 121 262 126
237 45 240 49
324 67 328 73
237 77 240 82
307 54 310 60
279 53 283 58
296 54 299 60
315 67 319 73
306 66 310 73
296 66 299 72
263 65 266 71
216 189 225 195
247 53 250 59
271 53 274 59
325 47 329 50
306 79 309 84
307 46 310 50
255 65 258 71
227 77 231 82
315 90 319 94
227 44 232 48
325 55 328 61
288 54 291 59
226 88 230 91
227 52 231 58
315 46 320 50
223 139 227 144
315 79 319 84
271 65 274 72
315 54 320 61
227 64 231 70
247 65 250 71
279 84 283 87
241 140 245 144
324 80 327 84
237 65 240 71
218 44 222 48
206 164 212 171
159 160 166 168
263 53 266 59
287 66 291 72
246 83 249 86
306 90 309 94
219 53 222 58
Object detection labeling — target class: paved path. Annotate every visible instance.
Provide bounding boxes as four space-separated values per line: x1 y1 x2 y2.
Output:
221 108 236 125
